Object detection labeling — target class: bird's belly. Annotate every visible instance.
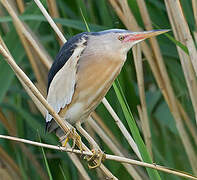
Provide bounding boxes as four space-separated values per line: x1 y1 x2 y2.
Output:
64 57 123 124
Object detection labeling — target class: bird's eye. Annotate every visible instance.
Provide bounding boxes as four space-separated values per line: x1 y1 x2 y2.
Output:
118 35 125 41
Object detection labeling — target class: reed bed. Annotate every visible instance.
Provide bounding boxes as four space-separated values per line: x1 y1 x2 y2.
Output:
0 0 196 179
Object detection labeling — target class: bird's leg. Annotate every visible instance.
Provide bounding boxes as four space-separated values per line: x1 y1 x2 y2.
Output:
58 126 83 151
75 121 106 169
59 128 73 146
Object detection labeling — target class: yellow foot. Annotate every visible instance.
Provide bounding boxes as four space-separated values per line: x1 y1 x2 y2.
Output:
59 128 83 152
85 149 106 169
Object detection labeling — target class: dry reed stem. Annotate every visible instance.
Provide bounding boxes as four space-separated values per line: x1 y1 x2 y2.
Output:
88 117 144 180
165 0 197 123
102 97 141 159
33 0 66 43
164 2 197 144
1 135 197 180
16 0 24 13
0 41 117 180
0 109 15 134
192 0 197 27
0 4 9 33
91 112 124 152
46 0 64 46
164 1 197 173
102 97 142 159
109 0 197 173
65 143 91 180
133 44 152 157
136 0 173 107
15 23 46 88
192 0 197 43
171 1 197 77
177 101 197 146
1 0 52 70
102 98 142 160
0 32 47 116
33 0 141 161
13 1 47 88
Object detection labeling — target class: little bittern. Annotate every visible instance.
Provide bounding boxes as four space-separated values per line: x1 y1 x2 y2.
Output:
45 29 168 167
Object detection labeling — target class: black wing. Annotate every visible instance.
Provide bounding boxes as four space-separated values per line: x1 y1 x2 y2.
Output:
47 32 89 93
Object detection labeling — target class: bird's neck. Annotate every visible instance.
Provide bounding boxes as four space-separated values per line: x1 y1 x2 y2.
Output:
83 44 127 62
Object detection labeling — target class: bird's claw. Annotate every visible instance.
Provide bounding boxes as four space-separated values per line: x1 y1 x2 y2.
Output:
85 149 106 169
59 128 83 152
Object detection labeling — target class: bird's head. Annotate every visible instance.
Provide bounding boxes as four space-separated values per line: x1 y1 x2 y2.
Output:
88 29 169 57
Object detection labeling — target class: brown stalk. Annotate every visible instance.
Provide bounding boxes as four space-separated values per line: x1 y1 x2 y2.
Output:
0 4 9 33
133 44 152 157
16 25 46 88
164 2 197 144
164 0 197 121
1 0 53 70
102 98 142 160
177 101 197 146
13 0 47 89
192 0 197 42
16 0 24 13
170 1 197 77
46 0 64 46
0 146 21 179
192 0 197 27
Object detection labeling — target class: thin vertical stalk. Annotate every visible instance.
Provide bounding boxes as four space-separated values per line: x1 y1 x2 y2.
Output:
46 0 64 46
133 44 152 157
192 0 197 42
16 0 24 13
1 0 53 70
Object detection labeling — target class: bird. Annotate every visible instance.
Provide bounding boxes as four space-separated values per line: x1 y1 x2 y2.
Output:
45 29 168 167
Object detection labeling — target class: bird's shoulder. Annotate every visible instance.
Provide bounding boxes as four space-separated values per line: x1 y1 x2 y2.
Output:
47 32 89 92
